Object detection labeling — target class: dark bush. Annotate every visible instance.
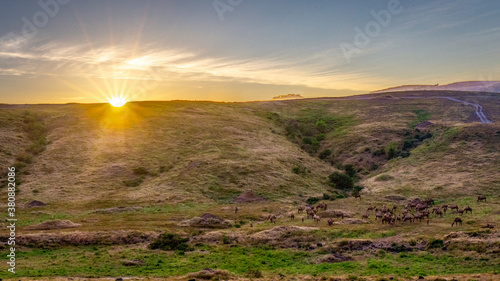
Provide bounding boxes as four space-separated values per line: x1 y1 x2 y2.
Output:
306 197 320 205
319 149 332 159
316 133 326 141
344 164 357 178
302 137 313 145
385 142 398 159
132 167 149 175
372 148 385 156
427 239 444 249
322 193 331 200
148 233 189 251
419 132 433 141
123 176 145 187
328 172 353 190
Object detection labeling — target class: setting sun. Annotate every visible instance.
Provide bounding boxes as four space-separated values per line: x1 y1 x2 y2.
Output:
109 96 127 107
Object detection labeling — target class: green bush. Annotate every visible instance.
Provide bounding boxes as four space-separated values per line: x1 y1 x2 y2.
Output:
306 197 320 205
322 193 331 200
123 176 145 187
385 141 398 159
344 164 357 178
328 171 353 190
132 167 149 175
427 239 444 249
375 174 394 181
372 148 385 156
319 149 332 159
148 233 189 251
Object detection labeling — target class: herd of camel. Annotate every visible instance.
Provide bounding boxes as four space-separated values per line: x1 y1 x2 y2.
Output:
249 195 495 228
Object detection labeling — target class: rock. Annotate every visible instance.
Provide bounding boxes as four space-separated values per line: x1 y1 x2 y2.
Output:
250 226 317 241
25 200 47 208
178 213 233 228
185 268 233 280
93 206 142 214
234 190 266 203
316 252 352 263
384 195 406 201
338 218 367 224
25 220 82 230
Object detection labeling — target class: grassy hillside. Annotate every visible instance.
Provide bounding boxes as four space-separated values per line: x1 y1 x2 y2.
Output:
0 91 499 279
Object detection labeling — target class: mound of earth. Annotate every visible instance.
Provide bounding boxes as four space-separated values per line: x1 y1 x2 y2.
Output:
24 200 47 208
93 206 142 214
318 209 354 218
234 190 266 203
316 252 352 263
337 218 367 224
384 195 406 201
250 226 317 240
189 230 245 244
26 220 82 230
415 121 433 130
178 213 232 228
185 268 233 280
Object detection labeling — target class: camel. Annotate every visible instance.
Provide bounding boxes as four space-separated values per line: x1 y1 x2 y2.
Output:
457 209 464 215
434 209 443 217
313 215 321 223
442 204 448 213
268 215 277 224
354 193 361 200
451 217 462 227
402 215 413 223
477 196 486 202
327 218 334 226
375 212 383 220
289 212 295 220
362 213 369 220
301 217 305 223
234 206 238 214
464 206 472 214
298 206 305 213
449 204 459 212
367 206 374 212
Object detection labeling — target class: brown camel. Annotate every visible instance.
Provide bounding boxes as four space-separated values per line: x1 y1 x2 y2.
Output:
234 206 238 214
289 212 295 220
477 196 486 202
464 206 472 214
313 215 321 223
298 206 305 213
451 217 462 227
327 218 334 226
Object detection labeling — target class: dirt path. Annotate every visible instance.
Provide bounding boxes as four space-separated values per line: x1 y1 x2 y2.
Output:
443 96 493 124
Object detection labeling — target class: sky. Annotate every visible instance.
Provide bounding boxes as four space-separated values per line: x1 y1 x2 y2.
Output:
0 0 499 104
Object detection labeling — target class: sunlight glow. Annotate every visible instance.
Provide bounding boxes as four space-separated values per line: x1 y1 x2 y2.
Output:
109 95 128 107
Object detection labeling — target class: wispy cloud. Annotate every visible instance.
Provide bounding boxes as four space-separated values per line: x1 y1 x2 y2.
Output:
0 40 382 92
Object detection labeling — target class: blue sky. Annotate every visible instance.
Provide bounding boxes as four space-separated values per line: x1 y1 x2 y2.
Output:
0 0 499 103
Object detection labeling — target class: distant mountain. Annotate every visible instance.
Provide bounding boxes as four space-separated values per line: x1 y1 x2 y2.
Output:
272 94 304 100
372 81 500 94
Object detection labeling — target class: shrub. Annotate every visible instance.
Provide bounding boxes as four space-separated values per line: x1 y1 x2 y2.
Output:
292 166 306 175
328 172 353 190
316 133 326 141
385 141 398 159
246 269 263 278
344 164 357 178
322 193 331 200
306 197 320 205
375 174 394 181
123 176 145 187
426 239 444 249
132 167 149 175
319 149 332 159
302 137 313 145
148 233 188 251
372 148 385 156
